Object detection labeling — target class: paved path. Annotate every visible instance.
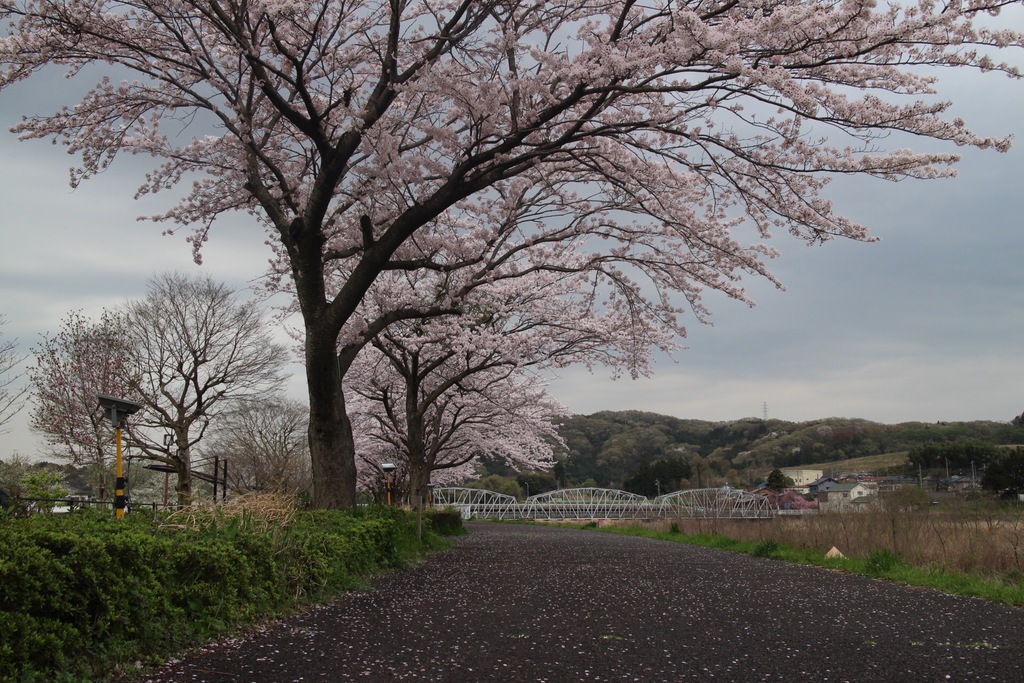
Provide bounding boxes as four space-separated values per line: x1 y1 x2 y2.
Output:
144 523 1024 682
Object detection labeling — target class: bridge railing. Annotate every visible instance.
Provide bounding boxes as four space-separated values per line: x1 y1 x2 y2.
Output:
431 486 776 520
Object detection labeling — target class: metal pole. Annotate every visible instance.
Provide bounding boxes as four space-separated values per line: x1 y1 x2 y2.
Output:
115 426 126 520
212 455 219 501
222 460 228 500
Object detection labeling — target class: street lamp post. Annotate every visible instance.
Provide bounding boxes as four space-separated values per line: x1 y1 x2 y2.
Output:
97 394 144 519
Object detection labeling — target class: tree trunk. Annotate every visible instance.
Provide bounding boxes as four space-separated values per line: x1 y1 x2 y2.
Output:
307 332 357 509
404 367 429 510
174 453 192 506
407 456 430 511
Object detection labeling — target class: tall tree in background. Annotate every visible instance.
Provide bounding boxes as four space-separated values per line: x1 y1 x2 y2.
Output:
3 1 1021 508
0 454 69 510
765 468 792 492
202 396 311 497
123 273 287 504
0 315 27 435
28 310 136 498
981 448 1024 497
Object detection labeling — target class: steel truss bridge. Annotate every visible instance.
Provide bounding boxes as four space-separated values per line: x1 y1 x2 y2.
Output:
431 486 773 520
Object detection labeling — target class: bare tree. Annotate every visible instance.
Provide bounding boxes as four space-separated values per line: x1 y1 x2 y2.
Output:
124 273 288 504
0 315 27 435
202 396 311 497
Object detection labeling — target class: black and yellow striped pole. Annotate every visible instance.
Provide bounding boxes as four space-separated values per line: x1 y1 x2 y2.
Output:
114 427 126 519
97 394 144 519
381 463 397 506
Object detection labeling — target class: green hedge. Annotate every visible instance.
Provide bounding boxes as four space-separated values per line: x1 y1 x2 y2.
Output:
0 505 458 682
423 508 467 536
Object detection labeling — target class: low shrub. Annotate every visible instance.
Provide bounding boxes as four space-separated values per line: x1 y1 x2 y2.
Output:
752 539 782 559
0 503 441 682
424 507 467 536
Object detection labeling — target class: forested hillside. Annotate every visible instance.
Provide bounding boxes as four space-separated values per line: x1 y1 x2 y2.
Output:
548 411 1023 493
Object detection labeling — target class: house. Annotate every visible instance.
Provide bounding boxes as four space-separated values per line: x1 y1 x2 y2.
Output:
948 475 979 492
808 476 839 498
819 482 876 511
853 480 880 497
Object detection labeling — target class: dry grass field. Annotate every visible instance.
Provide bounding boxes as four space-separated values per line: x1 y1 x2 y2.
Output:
803 451 910 473
643 498 1024 580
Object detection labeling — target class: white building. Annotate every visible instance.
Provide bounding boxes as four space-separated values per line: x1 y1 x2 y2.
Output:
780 469 823 487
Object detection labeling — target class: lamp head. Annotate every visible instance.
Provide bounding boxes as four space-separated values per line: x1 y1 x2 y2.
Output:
381 463 397 473
96 394 144 429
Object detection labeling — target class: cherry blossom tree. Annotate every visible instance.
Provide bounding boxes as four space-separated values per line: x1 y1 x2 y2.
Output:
344 257 665 506
3 0 1021 508
775 489 814 510
0 315 27 435
123 272 287 504
348 327 566 507
350 366 564 501
28 310 137 498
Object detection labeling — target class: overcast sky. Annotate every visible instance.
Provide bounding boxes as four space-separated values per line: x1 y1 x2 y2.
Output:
2 37 1023 461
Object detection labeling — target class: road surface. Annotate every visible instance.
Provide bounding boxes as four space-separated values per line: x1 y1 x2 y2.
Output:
143 522 1024 682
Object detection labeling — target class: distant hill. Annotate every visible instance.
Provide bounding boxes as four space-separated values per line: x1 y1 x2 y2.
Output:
553 411 1022 490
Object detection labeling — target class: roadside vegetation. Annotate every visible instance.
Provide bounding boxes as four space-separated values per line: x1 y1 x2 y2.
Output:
584 493 1024 607
0 497 463 683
